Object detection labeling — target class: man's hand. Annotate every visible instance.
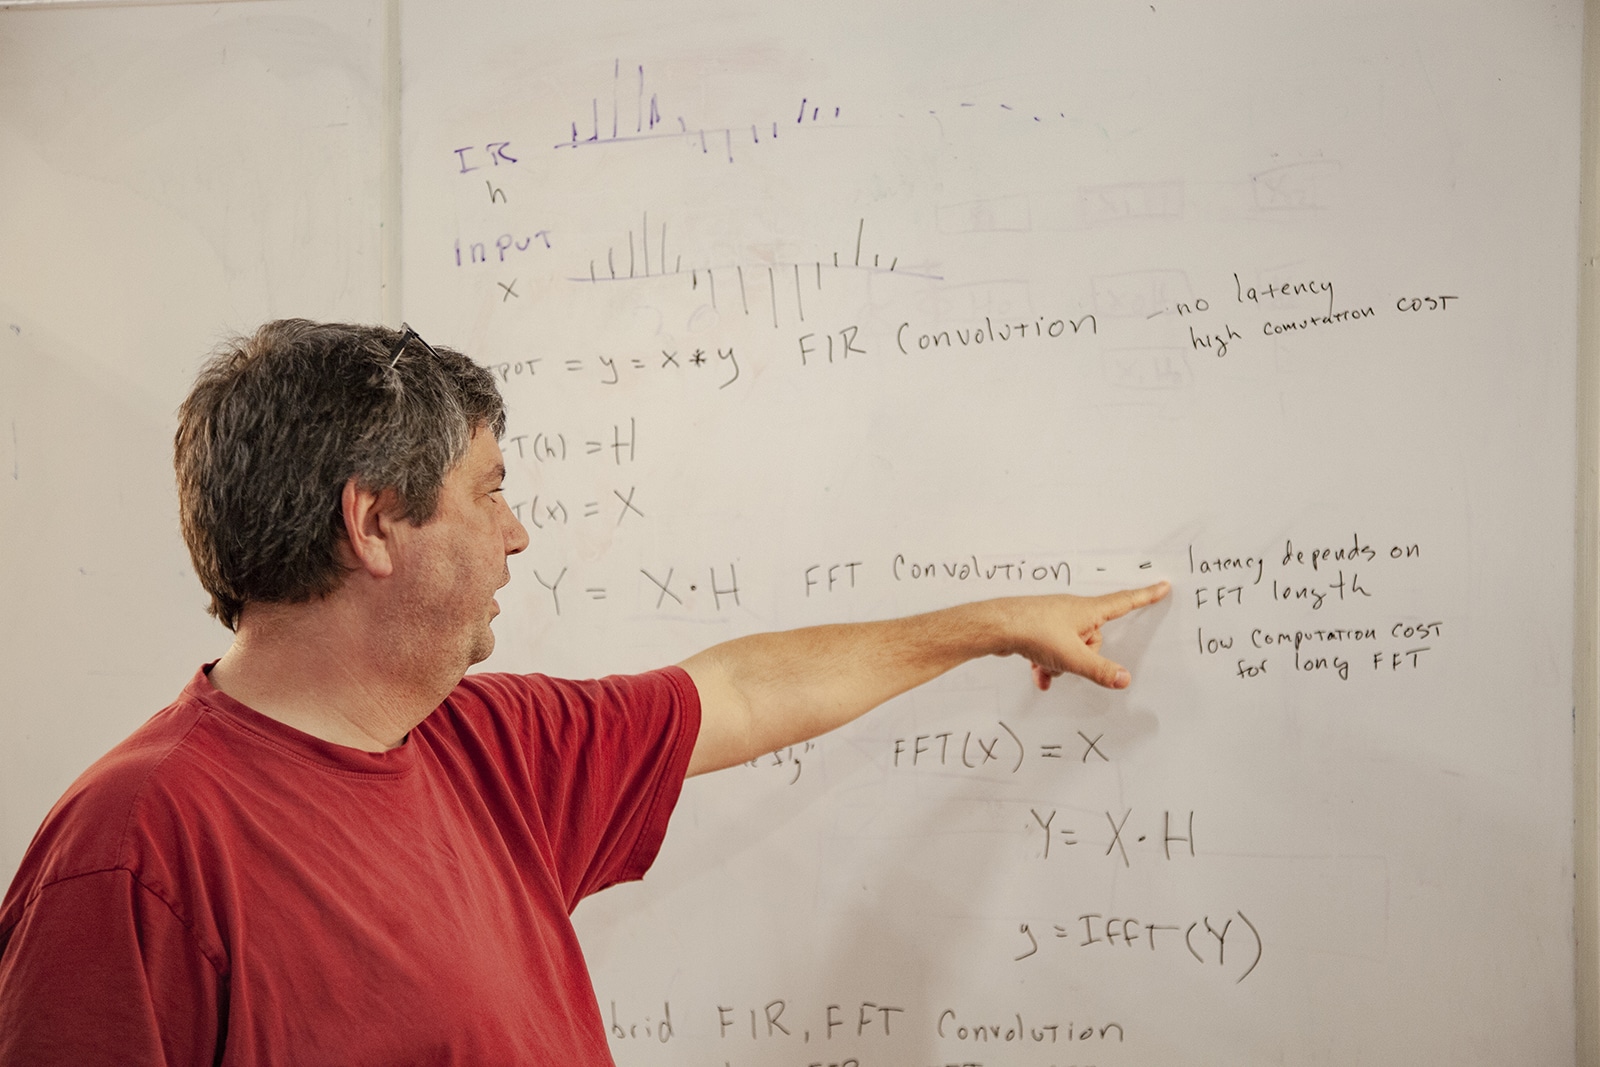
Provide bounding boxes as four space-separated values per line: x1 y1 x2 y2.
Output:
680 581 1170 776
998 582 1172 691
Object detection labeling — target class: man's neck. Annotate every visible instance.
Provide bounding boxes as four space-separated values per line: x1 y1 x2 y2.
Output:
207 600 459 752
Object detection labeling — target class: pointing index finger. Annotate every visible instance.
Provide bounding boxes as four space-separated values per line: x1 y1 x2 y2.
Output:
1097 580 1171 621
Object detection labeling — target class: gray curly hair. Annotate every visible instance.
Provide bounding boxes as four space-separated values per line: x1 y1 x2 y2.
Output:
175 319 506 630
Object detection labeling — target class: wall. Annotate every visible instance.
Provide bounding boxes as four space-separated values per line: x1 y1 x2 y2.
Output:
1577 0 1600 1059
0 0 386 869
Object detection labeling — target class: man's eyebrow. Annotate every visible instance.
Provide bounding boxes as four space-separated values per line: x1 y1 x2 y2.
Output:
486 462 507 485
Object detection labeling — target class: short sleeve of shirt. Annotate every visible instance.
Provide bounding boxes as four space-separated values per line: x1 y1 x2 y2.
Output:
0 868 221 1065
432 666 701 909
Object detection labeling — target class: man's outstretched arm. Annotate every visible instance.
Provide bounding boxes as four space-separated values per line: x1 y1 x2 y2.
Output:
679 582 1169 777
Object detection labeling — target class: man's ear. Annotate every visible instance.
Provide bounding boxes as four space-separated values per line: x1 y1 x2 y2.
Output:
339 478 401 578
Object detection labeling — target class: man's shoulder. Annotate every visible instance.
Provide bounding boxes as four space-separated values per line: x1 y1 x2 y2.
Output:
6 678 225 896
437 666 697 748
448 666 695 715
434 667 699 772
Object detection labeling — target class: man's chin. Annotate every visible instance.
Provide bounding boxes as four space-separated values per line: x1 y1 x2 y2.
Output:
466 628 496 668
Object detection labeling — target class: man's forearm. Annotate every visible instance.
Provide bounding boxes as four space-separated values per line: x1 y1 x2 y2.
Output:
680 601 1008 776
679 585 1168 777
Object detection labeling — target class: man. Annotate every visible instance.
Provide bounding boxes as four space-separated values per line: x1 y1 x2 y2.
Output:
0 319 1167 1064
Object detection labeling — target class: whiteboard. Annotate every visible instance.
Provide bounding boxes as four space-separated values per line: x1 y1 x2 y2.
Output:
399 2 1580 1065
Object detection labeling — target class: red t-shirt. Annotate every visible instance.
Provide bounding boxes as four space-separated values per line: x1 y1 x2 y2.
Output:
0 665 700 1065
